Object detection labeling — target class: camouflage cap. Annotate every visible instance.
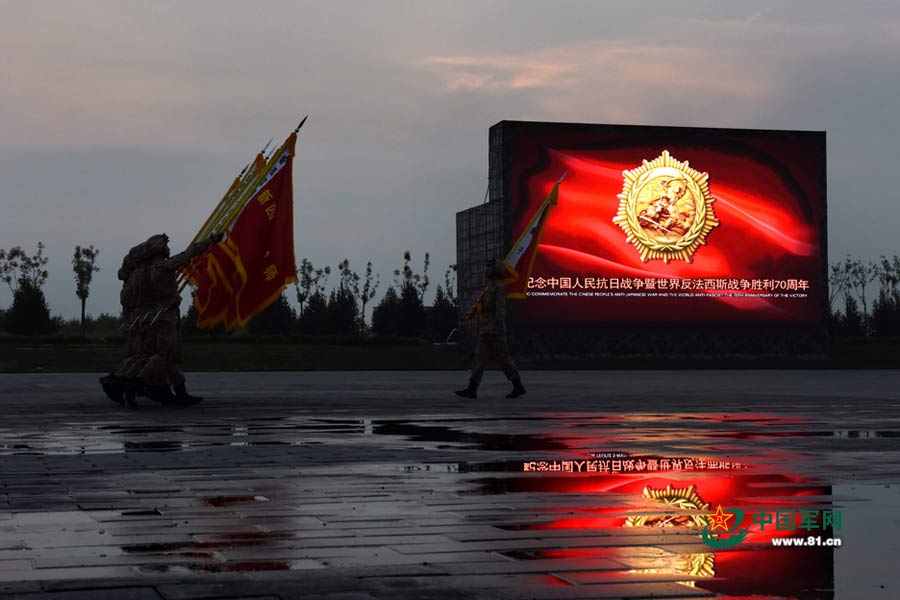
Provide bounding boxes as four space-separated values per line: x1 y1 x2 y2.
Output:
128 234 169 263
484 258 507 278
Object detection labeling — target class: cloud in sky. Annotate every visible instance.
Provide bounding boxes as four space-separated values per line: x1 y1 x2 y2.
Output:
416 17 899 126
0 1 899 318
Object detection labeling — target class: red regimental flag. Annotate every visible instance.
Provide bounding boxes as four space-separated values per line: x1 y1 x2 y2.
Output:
190 133 298 331
191 240 247 330
227 132 298 328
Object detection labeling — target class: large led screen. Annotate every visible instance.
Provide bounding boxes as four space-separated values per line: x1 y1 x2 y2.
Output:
504 122 826 323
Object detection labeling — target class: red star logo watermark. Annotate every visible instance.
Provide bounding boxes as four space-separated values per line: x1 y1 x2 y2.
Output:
708 505 734 531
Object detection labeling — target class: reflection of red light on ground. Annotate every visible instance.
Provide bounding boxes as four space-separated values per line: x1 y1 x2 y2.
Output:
538 548 618 560
512 472 833 596
498 422 833 596
530 517 622 530
538 574 573 586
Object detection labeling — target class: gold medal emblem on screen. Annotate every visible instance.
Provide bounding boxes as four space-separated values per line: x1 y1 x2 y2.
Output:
613 150 719 263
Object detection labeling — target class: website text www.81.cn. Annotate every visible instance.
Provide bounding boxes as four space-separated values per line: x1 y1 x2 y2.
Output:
772 536 842 547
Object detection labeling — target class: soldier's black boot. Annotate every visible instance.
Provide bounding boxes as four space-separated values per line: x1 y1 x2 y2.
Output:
454 379 478 399
506 377 526 399
118 378 140 407
100 374 124 405
123 381 138 408
146 384 177 405
173 384 203 405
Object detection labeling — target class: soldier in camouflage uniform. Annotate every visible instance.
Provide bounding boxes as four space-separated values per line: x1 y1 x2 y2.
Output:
455 258 526 399
104 239 153 406
100 232 221 406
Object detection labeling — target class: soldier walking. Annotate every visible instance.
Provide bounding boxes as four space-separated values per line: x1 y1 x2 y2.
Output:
455 258 526 399
101 232 221 406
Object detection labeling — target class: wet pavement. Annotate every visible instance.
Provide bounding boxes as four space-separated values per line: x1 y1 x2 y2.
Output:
0 370 899 599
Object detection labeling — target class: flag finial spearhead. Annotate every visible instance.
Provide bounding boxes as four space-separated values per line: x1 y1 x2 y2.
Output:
295 115 309 132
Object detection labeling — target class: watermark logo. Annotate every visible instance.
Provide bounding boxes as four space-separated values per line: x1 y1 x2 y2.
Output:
702 505 750 548
701 506 843 549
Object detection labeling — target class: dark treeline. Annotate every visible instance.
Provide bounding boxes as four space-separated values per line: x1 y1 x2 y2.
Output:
828 255 900 337
0 243 460 341
4 241 900 342
182 252 459 341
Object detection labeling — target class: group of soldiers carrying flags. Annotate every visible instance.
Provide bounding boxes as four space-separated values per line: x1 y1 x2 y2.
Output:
100 118 563 406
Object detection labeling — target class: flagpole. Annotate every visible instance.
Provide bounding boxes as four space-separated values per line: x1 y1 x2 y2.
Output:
190 163 248 246
190 138 279 247
177 118 308 298
176 152 269 293
193 127 292 246
177 138 281 289
176 157 262 289
216 116 304 233
216 147 287 234
199 153 266 240
459 288 485 326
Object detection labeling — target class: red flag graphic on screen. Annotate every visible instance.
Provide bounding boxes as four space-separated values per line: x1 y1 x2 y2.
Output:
503 180 560 298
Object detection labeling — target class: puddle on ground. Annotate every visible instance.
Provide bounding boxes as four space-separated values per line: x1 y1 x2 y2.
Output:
137 560 297 573
122 539 286 554
204 495 270 507
373 421 568 451
4 412 899 598
3 412 897 458
353 414 897 598
123 440 184 452
437 421 900 599
0 418 368 455
475 471 839 596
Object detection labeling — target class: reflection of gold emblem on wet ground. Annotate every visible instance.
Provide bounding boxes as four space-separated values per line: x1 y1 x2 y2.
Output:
624 484 709 528
613 150 718 263
623 485 715 581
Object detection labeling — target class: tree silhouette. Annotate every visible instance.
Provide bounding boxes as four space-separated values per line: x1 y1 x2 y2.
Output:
72 245 100 336
329 259 361 334
248 293 297 335
428 284 458 341
372 286 401 336
392 250 430 301
326 286 360 335
6 280 55 336
1 242 49 295
397 280 425 337
294 258 315 313
299 290 328 335
1 243 53 336
360 261 380 327
444 264 458 306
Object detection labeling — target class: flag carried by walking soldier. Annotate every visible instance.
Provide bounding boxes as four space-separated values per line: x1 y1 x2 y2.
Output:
462 173 563 324
186 122 303 331
190 153 266 328
501 174 562 298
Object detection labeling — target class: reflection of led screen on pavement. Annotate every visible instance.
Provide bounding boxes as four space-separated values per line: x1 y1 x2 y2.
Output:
506 123 826 323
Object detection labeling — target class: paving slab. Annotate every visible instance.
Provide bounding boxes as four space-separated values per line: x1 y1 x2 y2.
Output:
0 589 163 600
